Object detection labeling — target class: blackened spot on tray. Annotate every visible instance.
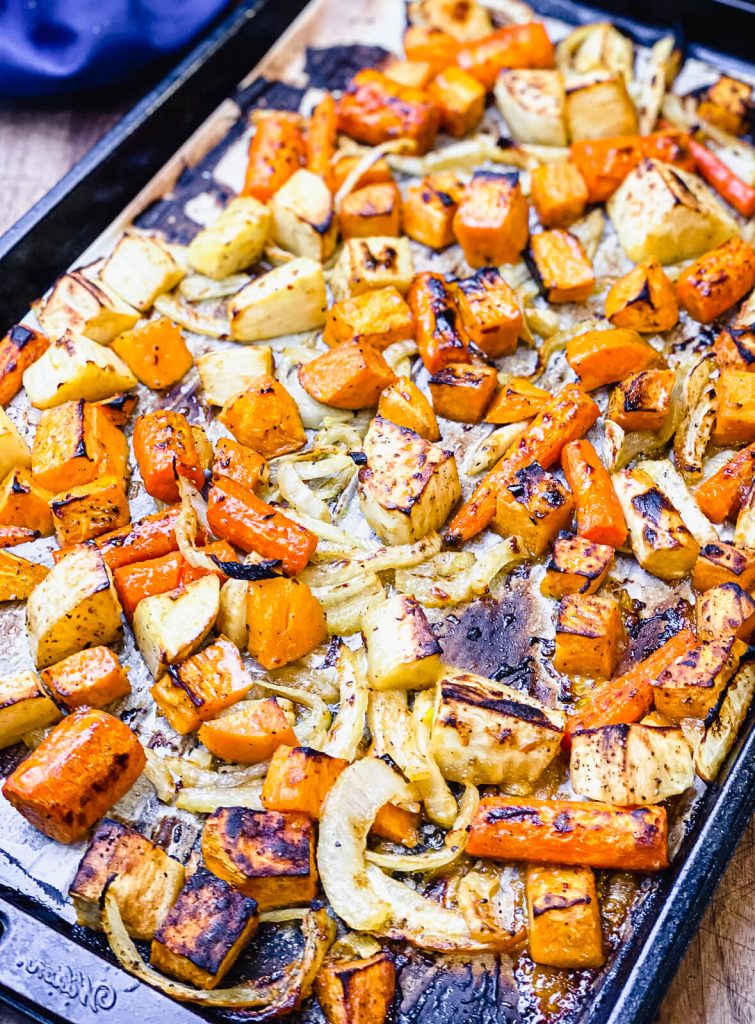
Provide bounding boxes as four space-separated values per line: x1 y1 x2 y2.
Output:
305 44 392 90
441 589 536 689
235 76 306 114
395 949 521 1024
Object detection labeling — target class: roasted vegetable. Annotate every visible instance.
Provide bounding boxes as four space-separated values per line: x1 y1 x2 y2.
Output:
695 441 755 523
241 113 305 203
453 171 530 268
51 474 130 546
101 233 185 311
150 636 253 734
32 398 127 493
714 290 755 373
89 506 186 572
712 369 755 446
689 137 755 219
134 574 220 680
299 339 397 410
270 169 338 261
430 670 564 787
330 155 394 195
41 646 130 710
565 72 637 140
495 69 567 146
486 377 549 424
324 287 415 351
606 368 675 433
151 866 258 988
246 576 327 669
530 161 589 228
403 25 460 74
230 258 327 341
0 550 48 601
2 708 145 843
554 593 623 679
556 21 633 83
199 698 298 763
677 238 755 324
0 324 49 407
363 594 441 690
428 65 485 137
494 462 574 556
377 376 440 441
684 663 755 783
571 129 695 204
133 409 205 504
613 467 700 580
454 266 523 358
607 158 737 265
336 70 440 154
112 317 193 391
541 532 614 598
566 328 656 391
22 331 137 409
383 58 435 90
429 362 497 422
202 807 317 910
409 0 492 41
653 637 745 721
696 582 755 643
0 670 60 748
525 866 603 969
457 23 556 90
698 74 753 136
219 375 305 460
70 818 185 939
315 951 395 1024
403 173 463 250
358 415 460 544
38 270 138 344
529 229 595 304
693 540 755 592
408 272 470 373
0 467 53 536
605 260 678 333
187 196 271 279
331 237 414 300
208 476 318 574
306 92 337 180
339 182 403 240
0 407 30 484
212 437 267 493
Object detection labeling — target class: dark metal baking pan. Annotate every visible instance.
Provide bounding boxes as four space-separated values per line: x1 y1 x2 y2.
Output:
1 0 754 1021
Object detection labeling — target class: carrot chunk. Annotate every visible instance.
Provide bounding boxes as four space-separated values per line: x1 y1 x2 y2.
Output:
561 439 627 548
336 70 440 155
241 113 305 203
306 93 337 182
570 129 695 203
132 409 205 504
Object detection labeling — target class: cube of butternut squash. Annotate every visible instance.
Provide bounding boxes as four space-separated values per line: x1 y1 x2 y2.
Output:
202 807 317 910
428 65 485 136
336 70 440 154
324 287 415 351
70 818 185 939
0 551 48 602
31 399 128 493
0 670 61 749
403 173 463 250
677 237 755 324
485 377 550 424
654 637 745 720
530 229 595 304
526 865 603 969
298 339 397 410
134 574 220 681
363 594 441 690
607 368 675 433
712 369 755 446
331 237 414 299
339 183 402 239
693 541 755 592
246 576 327 670
554 593 623 679
403 25 460 74
530 161 588 228
0 467 53 536
219 375 306 459
212 437 267 493
377 376 440 441
262 744 347 817
605 259 678 333
50 474 130 547
0 324 49 408
198 698 297 764
454 171 529 267
541 533 614 598
714 289 755 372
454 267 523 357
315 952 396 1024
150 635 252 734
2 708 145 843
696 582 755 643
428 362 497 422
151 866 258 988
41 646 130 710
26 545 123 668
494 462 574 556
566 328 658 392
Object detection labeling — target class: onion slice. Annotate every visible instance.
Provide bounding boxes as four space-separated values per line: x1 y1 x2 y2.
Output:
322 645 369 761
176 476 218 574
103 893 334 1009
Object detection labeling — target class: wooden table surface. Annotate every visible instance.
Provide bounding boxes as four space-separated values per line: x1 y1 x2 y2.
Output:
1 101 754 1024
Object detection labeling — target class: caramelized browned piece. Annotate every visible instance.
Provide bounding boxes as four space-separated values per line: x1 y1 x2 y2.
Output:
336 70 440 154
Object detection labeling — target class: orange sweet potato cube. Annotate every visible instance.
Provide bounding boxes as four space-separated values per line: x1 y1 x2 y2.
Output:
323 287 415 351
41 646 130 710
712 369 755 445
219 375 306 459
540 532 614 598
339 182 402 239
198 698 298 764
494 462 574 555
0 467 53 536
50 474 130 547
336 70 440 155
150 636 254 734
0 324 49 407
298 339 396 410
428 362 497 422
566 329 657 392
403 173 464 250
212 437 268 492
526 865 603 969
111 317 193 391
605 259 678 333
554 593 623 679
693 540 755 592
427 65 486 137
261 745 348 817
202 808 317 910
454 266 523 357
485 377 550 424
530 161 589 228
377 375 440 440
530 229 595 303
454 171 529 267
403 25 460 74
315 952 396 1024
31 400 128 493
677 237 755 324
606 368 675 433
246 576 327 670
696 582 755 643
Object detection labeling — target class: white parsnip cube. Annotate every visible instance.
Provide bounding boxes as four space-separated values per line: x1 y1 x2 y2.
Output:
363 594 441 690
495 69 567 146
565 72 637 140
196 347 273 406
187 197 271 280
22 331 137 409
270 169 337 262
0 670 61 748
331 237 414 300
38 270 139 344
683 664 755 782
133 574 220 679
100 233 185 311
229 258 327 342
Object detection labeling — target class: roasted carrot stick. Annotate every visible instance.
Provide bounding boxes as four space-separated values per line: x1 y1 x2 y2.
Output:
562 628 694 749
88 507 190 570
561 439 627 548
466 797 668 871
690 137 755 218
570 130 694 203
444 383 599 545
306 93 337 183
242 113 305 203
409 272 470 374
207 475 317 575
132 409 206 504
695 441 755 523
113 540 235 619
